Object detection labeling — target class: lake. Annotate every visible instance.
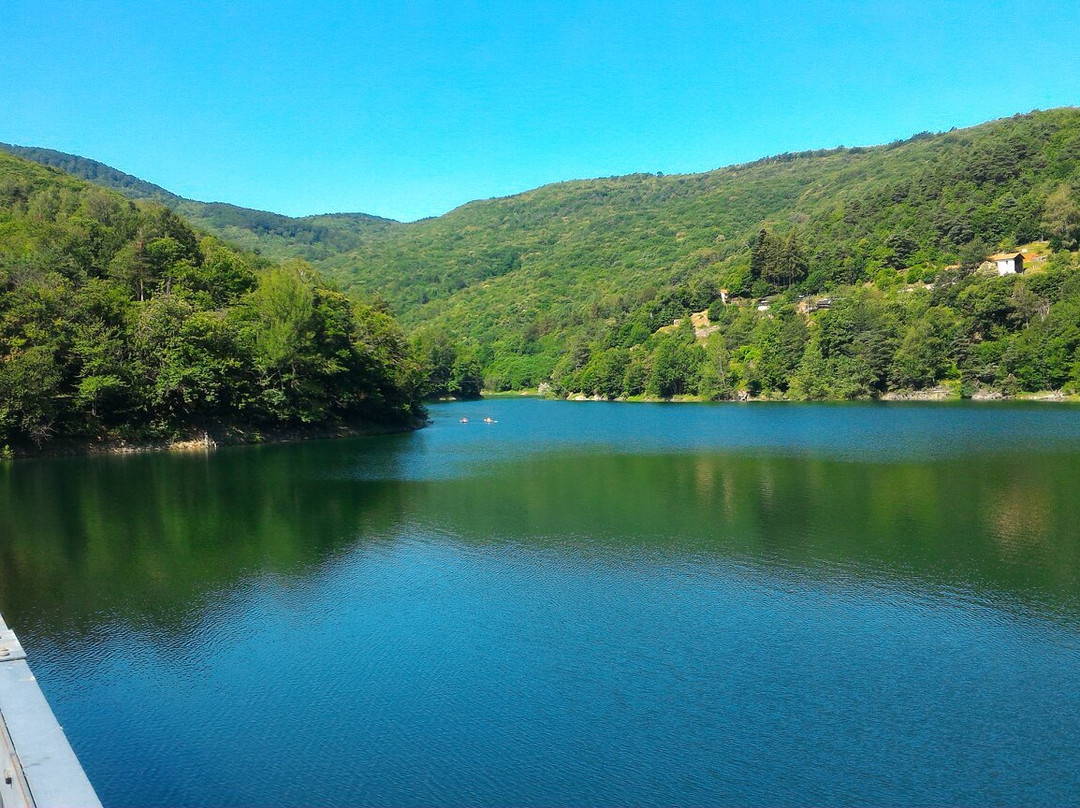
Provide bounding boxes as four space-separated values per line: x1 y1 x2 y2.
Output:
2 399 1080 806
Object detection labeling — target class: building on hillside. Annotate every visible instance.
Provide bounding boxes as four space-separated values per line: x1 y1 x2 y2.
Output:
989 252 1024 275
796 296 833 315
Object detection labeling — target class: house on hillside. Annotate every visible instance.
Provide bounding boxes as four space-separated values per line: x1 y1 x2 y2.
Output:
989 252 1024 275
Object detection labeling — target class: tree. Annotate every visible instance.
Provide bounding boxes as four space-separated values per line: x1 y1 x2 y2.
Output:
750 229 779 284
890 307 958 389
246 261 316 378
412 329 460 398
0 346 62 444
777 231 808 287
959 237 991 271
745 309 806 393
884 232 919 269
580 348 630 398
107 239 151 301
646 327 704 398
697 335 734 400
449 353 483 399
1042 184 1080 251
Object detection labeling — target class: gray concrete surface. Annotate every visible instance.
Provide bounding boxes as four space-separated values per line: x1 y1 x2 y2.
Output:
0 616 101 808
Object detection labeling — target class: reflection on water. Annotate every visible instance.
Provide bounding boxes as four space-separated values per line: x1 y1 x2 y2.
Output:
4 425 1079 637
404 448 1080 612
1 400 1079 806
0 438 413 638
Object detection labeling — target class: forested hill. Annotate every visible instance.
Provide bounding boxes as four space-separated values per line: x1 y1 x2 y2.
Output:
0 152 423 454
7 108 1080 402
316 107 1080 398
0 143 402 263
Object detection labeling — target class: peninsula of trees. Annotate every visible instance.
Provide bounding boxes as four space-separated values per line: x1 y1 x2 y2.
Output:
0 153 423 454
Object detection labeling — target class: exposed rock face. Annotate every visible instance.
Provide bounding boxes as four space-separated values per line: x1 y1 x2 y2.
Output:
880 387 953 401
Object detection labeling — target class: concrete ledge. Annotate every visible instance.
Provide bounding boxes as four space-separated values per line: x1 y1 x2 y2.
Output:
0 617 101 808
0 631 26 663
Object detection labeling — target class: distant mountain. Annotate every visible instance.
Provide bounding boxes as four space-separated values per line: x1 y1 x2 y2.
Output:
0 144 181 203
0 143 401 261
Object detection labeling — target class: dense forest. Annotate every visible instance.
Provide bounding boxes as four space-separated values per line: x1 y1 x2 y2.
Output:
0 152 423 454
318 108 1080 399
6 108 1080 407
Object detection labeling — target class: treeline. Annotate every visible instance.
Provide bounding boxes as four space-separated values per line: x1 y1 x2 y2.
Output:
0 154 422 451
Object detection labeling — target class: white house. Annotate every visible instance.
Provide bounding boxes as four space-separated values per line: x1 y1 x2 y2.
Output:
989 252 1024 275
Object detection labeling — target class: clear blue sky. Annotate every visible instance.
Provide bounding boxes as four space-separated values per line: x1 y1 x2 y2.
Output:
2 1 1078 221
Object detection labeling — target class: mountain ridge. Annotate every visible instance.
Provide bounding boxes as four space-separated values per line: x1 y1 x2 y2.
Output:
0 142 402 262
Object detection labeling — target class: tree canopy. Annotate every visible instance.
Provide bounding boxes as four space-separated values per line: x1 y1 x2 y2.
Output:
0 153 423 452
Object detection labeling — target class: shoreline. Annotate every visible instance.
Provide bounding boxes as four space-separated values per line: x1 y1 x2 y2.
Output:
475 386 1080 404
2 417 427 461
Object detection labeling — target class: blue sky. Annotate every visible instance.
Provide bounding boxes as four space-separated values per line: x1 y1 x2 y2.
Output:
2 1 1078 221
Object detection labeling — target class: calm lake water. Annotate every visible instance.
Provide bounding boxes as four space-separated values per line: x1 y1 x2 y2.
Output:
2 400 1080 806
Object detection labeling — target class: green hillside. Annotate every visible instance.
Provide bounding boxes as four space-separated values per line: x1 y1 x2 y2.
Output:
7 108 1080 402
0 152 422 454
316 108 1080 397
0 143 402 262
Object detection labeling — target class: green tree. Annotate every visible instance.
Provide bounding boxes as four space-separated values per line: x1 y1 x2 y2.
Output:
891 307 959 389
0 346 62 444
777 231 808 287
645 327 704 397
1042 184 1080 251
749 229 779 283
